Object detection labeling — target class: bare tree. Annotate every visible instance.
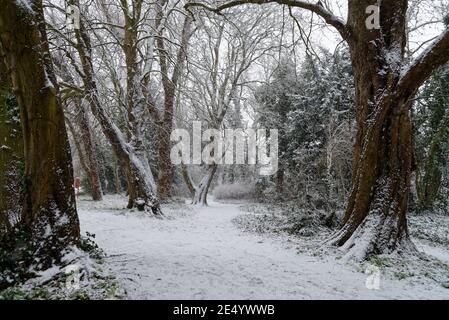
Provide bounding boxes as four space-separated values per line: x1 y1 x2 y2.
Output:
182 10 274 205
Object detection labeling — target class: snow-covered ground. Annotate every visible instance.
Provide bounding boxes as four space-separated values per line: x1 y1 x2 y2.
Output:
77 195 449 300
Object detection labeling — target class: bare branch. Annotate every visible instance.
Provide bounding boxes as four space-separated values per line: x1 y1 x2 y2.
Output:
185 0 349 40
398 28 449 98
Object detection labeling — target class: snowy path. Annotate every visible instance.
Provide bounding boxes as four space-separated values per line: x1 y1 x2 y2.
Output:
78 196 449 299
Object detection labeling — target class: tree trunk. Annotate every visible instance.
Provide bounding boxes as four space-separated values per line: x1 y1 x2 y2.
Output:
66 117 90 184
0 0 80 266
276 168 284 194
329 98 415 259
181 163 196 197
121 2 158 207
76 101 103 201
66 106 103 201
328 1 416 259
155 7 193 200
113 154 123 194
157 123 173 200
193 165 218 206
125 162 138 209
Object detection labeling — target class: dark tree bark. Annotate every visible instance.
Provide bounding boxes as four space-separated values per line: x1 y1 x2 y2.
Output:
187 0 449 259
0 0 80 266
0 59 22 234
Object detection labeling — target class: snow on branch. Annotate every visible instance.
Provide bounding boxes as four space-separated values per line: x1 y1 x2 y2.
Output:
185 0 348 39
398 28 449 97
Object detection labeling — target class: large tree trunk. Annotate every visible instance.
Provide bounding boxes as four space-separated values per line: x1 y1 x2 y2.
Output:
329 98 415 259
0 0 80 266
328 1 416 259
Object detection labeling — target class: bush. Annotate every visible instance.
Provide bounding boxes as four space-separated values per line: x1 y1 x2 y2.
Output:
0 227 35 290
213 183 256 200
233 203 341 239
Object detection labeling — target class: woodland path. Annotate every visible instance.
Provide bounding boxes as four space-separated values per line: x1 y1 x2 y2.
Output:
77 196 448 299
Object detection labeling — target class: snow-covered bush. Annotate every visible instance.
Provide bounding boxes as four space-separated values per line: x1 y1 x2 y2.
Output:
0 233 122 300
213 183 256 200
233 202 341 239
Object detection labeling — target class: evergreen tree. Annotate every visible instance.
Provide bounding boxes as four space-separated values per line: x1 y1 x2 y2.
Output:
414 63 449 211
